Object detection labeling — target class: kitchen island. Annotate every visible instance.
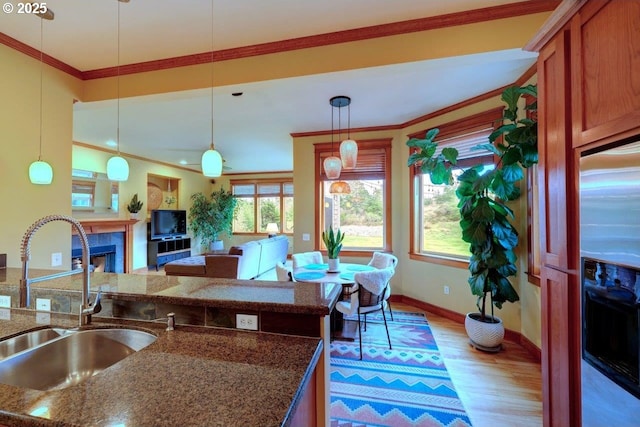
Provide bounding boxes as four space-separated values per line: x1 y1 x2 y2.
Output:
0 268 341 426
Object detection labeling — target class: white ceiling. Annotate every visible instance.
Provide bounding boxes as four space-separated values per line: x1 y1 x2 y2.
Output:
0 0 541 174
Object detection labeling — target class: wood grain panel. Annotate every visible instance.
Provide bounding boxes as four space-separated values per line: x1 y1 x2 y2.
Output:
572 0 640 146
537 32 572 269
540 267 573 427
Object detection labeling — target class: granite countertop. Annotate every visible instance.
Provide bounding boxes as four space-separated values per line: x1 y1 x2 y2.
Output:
0 309 322 427
0 268 341 315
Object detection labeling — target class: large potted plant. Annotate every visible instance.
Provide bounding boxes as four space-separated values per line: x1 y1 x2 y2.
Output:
188 187 237 251
406 85 537 351
322 225 345 272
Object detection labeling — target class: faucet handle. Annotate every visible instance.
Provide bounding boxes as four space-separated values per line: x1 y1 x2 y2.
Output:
91 290 102 314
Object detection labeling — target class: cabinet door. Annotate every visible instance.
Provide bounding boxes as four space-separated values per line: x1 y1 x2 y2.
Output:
571 0 640 147
538 28 574 270
540 266 581 427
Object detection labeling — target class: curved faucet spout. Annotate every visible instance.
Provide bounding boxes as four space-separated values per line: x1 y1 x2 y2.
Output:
20 215 97 326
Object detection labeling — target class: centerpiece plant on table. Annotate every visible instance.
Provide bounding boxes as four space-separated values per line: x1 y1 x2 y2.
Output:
322 225 345 272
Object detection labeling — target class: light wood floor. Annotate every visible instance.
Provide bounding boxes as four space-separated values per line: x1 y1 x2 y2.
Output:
392 301 543 427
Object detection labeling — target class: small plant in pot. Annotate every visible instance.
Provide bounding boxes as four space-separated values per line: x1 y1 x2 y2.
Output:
406 85 537 352
126 194 143 219
189 187 237 251
322 226 345 272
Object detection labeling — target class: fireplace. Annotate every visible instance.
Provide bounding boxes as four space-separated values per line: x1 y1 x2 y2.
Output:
582 258 640 398
72 244 117 273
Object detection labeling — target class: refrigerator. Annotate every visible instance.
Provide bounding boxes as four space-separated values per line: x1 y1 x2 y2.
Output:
579 139 640 403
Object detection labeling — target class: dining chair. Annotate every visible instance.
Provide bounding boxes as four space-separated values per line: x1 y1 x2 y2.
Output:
275 261 293 281
367 252 398 320
335 267 394 359
291 251 323 269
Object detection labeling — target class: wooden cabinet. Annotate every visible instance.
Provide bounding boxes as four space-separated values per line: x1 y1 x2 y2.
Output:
570 1 640 147
528 1 640 426
147 237 191 270
537 27 574 271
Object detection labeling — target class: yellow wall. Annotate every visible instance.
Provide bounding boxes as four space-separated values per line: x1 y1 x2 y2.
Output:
0 44 82 270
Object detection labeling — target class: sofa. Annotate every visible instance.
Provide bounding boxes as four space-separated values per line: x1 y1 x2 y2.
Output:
164 235 288 279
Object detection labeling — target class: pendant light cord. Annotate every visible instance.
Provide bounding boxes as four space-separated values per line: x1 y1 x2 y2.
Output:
210 0 214 149
38 17 44 161
116 0 121 155
331 101 335 155
347 102 351 139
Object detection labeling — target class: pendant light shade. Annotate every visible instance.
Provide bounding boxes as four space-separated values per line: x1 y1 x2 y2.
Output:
29 160 53 185
323 156 342 180
329 181 351 195
202 144 223 177
29 12 54 185
340 139 358 169
107 155 130 181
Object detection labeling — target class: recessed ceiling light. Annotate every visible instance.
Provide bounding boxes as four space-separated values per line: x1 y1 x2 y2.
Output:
106 140 117 147
179 160 188 165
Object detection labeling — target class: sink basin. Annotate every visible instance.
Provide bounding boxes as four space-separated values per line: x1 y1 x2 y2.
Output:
0 328 71 361
0 328 156 391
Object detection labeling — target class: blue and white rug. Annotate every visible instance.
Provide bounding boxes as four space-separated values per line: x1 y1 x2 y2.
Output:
330 312 472 427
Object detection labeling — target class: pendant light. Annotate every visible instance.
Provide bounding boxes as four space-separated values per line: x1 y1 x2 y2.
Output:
338 96 358 169
329 181 351 194
106 0 130 182
29 12 54 185
201 0 223 178
323 97 342 180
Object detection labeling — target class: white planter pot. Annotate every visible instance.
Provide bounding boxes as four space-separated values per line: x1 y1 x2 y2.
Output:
128 212 139 220
464 312 504 352
327 258 340 272
210 240 224 251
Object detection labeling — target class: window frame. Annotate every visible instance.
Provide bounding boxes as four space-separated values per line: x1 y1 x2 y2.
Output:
230 178 294 236
314 138 392 256
408 107 503 268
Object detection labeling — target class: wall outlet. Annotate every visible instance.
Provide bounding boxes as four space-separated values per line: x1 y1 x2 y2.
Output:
36 298 51 312
443 285 450 295
0 308 10 321
236 314 258 331
51 252 62 267
302 233 310 241
0 295 10 308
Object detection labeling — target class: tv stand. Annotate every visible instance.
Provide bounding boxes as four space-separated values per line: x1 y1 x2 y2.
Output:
147 236 191 271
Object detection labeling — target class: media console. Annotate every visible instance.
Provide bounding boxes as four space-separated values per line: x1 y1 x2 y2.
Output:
147 236 191 271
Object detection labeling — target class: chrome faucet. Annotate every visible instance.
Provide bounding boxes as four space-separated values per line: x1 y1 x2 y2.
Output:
20 215 102 326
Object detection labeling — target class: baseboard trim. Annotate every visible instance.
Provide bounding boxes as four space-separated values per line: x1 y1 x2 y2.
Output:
391 295 541 362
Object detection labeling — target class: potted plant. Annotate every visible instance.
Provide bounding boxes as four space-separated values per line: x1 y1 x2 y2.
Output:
188 187 237 251
126 193 143 219
322 225 345 272
406 85 537 351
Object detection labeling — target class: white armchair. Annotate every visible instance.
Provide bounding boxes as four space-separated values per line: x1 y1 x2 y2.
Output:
275 261 293 281
291 251 323 269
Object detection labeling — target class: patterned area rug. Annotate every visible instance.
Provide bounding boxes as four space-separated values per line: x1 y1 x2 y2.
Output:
330 312 473 427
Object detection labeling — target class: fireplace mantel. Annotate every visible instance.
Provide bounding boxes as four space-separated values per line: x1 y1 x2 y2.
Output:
74 219 138 273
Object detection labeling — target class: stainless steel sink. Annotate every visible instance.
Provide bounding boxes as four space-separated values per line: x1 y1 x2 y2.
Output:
0 328 71 360
0 328 157 391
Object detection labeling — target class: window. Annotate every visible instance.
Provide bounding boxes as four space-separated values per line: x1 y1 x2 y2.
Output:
409 108 502 266
315 139 392 253
231 180 293 235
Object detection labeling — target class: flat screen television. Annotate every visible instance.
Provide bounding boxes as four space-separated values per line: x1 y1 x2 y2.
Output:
150 209 187 240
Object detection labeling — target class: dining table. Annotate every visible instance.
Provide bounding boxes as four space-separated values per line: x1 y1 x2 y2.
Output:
293 262 377 341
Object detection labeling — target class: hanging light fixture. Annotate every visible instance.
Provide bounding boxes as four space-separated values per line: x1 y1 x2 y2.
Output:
337 96 358 169
329 181 351 195
29 11 55 185
201 0 223 178
106 0 130 182
323 97 342 180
